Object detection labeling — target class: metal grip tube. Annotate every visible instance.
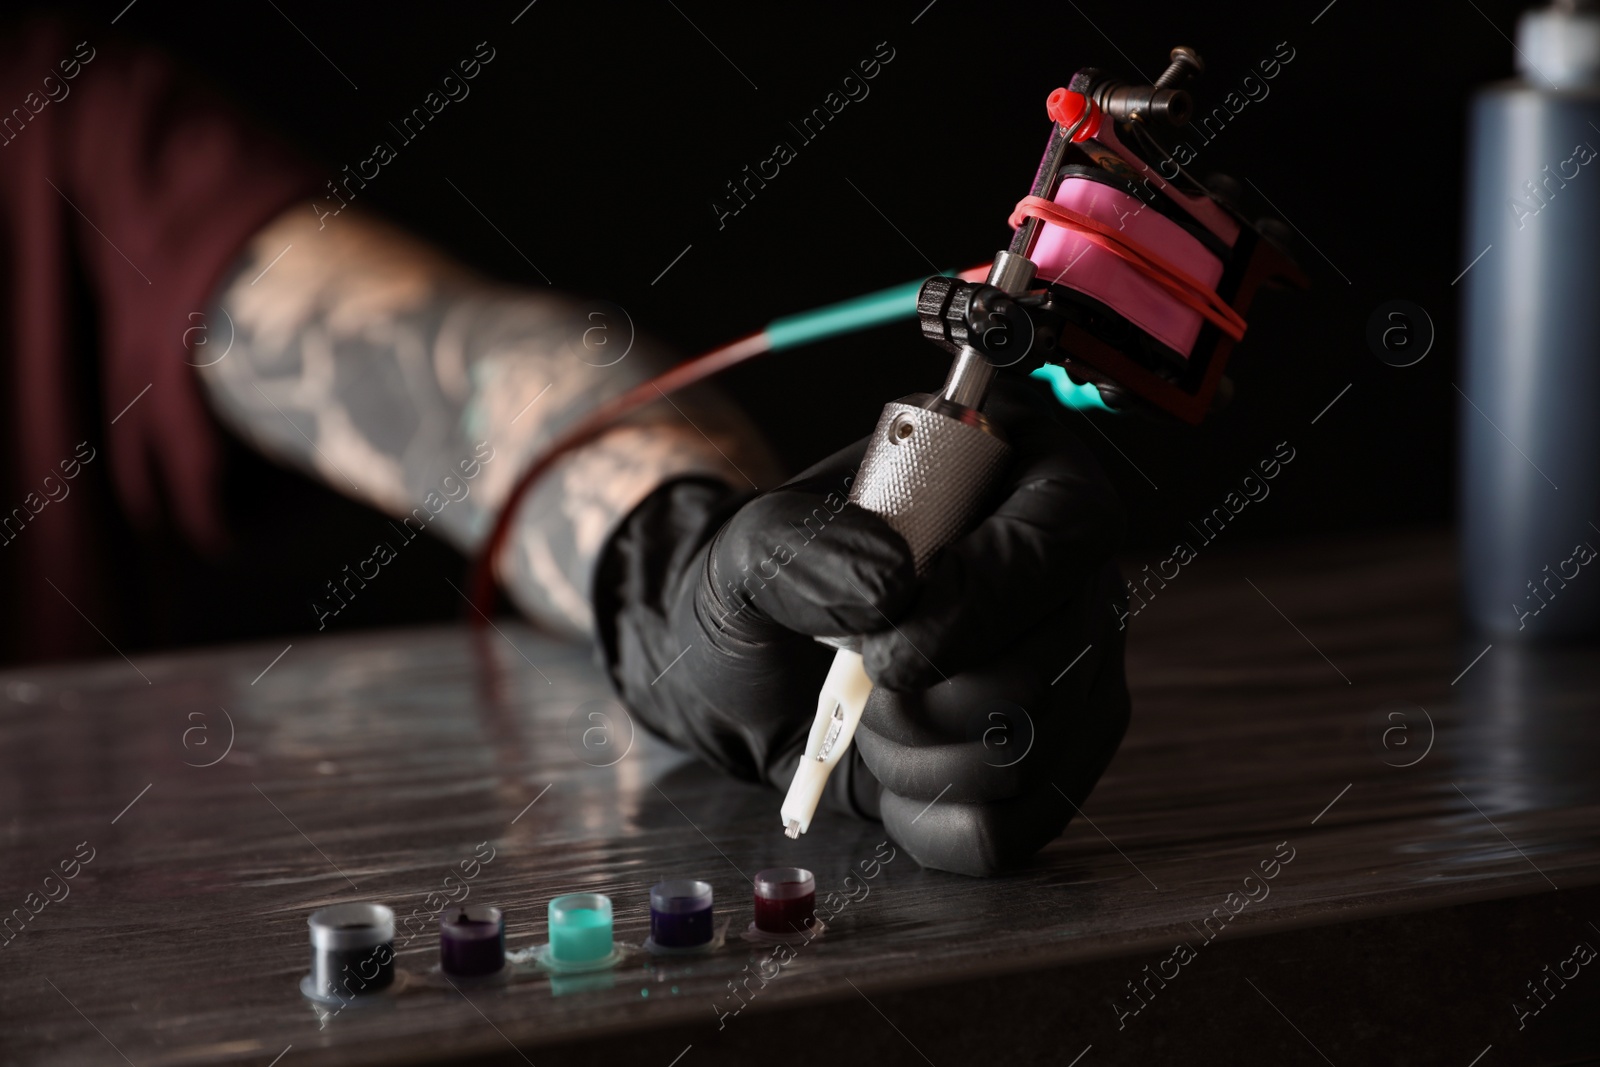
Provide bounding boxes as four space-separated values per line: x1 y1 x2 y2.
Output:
784 392 1012 836
849 393 1013 574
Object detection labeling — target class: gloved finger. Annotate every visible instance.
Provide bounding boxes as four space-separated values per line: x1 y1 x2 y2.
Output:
853 635 1108 804
854 565 1125 803
706 443 919 640
877 782 1069 877
862 377 1126 691
877 620 1131 876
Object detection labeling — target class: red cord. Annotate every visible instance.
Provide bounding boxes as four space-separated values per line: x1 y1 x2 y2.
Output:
1009 195 1248 342
467 225 1238 626
467 332 772 625
466 269 994 627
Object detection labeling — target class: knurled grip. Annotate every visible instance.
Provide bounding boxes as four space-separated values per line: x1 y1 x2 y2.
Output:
850 393 1013 575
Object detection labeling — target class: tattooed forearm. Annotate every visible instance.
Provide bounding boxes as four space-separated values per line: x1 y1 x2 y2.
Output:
198 207 779 638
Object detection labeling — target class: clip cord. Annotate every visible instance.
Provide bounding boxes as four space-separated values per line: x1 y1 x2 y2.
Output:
1008 195 1248 343
466 247 1118 625
468 331 769 618
465 267 1059 626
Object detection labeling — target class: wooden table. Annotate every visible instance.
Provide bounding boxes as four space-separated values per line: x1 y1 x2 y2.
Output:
3 529 1598 1066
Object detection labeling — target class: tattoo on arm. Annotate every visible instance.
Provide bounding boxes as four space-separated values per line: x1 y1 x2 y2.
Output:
199 208 778 637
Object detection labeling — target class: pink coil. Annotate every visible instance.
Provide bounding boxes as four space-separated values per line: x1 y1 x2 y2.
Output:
1029 177 1224 358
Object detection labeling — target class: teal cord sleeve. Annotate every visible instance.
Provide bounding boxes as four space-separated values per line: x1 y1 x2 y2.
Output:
1028 364 1113 411
761 272 1113 412
763 275 948 352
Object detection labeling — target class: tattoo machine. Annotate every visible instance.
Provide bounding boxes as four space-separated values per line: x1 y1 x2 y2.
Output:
779 46 1309 838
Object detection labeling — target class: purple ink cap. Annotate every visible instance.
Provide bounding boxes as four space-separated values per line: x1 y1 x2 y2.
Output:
439 905 505 977
649 879 714 948
753 867 815 935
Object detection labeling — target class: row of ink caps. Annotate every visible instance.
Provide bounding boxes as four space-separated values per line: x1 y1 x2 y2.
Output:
303 867 819 999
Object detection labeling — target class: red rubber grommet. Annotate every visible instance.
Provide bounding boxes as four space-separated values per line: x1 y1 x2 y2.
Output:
1045 88 1102 141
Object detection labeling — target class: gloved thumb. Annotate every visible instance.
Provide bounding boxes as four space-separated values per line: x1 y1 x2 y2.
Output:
708 488 919 640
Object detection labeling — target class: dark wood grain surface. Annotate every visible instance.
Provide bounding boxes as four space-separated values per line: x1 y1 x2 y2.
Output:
3 529 1598 1066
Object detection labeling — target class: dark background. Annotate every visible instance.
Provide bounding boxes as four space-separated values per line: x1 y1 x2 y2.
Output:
18 0 1529 654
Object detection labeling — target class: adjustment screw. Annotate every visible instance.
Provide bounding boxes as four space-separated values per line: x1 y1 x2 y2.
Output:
1154 46 1203 89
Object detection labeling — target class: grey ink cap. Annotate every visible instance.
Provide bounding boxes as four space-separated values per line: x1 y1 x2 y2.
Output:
308 903 395 950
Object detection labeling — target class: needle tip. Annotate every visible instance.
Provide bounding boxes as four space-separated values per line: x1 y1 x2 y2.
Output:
784 820 802 839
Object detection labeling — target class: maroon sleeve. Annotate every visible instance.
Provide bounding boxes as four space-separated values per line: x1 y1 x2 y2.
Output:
0 18 320 662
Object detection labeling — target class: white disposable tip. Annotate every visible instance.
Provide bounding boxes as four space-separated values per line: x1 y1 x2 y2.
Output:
779 650 874 838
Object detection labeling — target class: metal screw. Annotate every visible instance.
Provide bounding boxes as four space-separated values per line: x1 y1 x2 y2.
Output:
1154 46 1203 90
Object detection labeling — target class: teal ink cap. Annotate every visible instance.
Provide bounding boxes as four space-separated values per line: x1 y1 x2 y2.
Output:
547 893 613 964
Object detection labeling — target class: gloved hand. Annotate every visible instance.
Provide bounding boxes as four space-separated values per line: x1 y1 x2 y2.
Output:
594 376 1130 876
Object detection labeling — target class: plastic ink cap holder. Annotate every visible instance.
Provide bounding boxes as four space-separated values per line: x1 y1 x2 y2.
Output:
648 879 714 949
752 867 816 935
439 905 505 977
548 893 613 965
305 902 396 1001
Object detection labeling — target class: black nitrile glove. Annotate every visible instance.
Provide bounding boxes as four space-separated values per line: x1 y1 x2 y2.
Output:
594 376 1131 876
